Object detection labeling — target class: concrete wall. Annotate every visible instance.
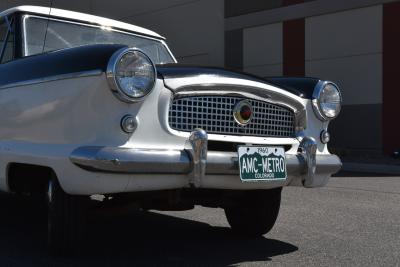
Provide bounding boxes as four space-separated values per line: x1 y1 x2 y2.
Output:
305 6 382 106
243 23 283 77
305 6 383 152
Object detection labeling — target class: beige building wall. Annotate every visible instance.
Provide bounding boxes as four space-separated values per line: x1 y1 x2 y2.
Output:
305 5 383 152
243 23 283 77
305 6 383 106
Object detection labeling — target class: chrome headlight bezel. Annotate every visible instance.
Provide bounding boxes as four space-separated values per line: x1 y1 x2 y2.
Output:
312 81 342 121
106 47 156 103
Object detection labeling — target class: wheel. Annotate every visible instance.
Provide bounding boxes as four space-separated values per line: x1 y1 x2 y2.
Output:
47 176 86 256
224 187 282 237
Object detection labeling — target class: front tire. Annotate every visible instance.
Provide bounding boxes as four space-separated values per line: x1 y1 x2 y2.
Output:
224 187 282 237
47 177 86 255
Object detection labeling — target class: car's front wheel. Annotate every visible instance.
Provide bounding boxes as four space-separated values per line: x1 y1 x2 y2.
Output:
224 187 282 237
47 176 86 255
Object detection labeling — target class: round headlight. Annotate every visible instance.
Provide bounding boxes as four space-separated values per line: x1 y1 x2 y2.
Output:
312 81 342 121
107 48 156 102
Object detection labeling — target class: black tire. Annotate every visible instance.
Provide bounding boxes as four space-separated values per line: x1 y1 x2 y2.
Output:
47 177 86 256
224 187 282 237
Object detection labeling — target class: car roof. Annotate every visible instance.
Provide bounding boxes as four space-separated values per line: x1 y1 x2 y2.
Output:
0 5 164 39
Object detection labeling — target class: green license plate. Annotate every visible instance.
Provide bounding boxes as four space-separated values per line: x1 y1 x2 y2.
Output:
238 146 287 181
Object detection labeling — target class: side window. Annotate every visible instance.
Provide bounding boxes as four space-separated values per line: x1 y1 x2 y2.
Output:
0 16 14 63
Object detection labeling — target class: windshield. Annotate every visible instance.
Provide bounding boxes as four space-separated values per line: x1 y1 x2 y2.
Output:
22 15 175 64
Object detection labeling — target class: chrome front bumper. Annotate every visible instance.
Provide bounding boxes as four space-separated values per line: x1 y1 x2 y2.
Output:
70 129 341 189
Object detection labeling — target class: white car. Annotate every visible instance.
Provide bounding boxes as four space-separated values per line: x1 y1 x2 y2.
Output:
0 6 342 254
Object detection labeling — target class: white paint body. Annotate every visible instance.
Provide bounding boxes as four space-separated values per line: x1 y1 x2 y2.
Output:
0 72 332 195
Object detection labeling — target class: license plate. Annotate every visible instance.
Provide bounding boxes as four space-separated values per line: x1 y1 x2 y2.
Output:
238 146 287 182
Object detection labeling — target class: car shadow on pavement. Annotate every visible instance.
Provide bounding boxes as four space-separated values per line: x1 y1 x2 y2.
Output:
0 193 298 266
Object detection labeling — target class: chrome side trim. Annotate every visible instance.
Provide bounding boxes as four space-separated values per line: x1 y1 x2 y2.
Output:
160 39 177 63
70 146 192 174
0 69 103 90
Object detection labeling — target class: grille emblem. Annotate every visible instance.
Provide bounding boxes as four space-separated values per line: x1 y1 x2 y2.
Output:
233 100 253 126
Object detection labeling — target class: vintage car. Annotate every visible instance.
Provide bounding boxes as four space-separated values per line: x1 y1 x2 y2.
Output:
0 6 342 254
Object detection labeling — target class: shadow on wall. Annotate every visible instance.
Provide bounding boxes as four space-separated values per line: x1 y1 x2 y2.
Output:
0 193 298 266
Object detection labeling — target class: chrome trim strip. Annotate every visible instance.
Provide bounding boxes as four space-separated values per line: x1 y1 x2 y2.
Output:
0 69 103 90
160 39 177 63
70 146 192 174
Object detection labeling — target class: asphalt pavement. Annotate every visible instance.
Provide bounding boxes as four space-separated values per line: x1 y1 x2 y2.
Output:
0 173 399 266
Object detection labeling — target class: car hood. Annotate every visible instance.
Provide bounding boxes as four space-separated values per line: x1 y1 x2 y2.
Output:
156 64 318 99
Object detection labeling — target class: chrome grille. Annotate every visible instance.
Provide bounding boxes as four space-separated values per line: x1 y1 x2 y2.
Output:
168 96 295 138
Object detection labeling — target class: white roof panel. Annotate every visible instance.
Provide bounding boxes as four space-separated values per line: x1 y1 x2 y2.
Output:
0 5 164 39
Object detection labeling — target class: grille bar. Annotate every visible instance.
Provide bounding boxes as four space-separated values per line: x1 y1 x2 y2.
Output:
169 96 295 138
